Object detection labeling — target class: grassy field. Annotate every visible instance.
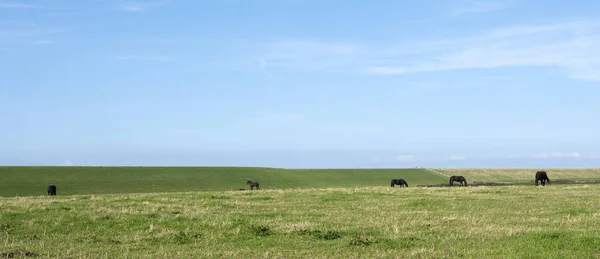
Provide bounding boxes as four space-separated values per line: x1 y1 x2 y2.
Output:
434 168 600 182
0 166 445 197
1 185 599 258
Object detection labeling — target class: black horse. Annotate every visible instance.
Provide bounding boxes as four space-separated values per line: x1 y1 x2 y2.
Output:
390 179 408 187
47 185 57 196
246 180 260 190
535 171 551 186
449 176 468 186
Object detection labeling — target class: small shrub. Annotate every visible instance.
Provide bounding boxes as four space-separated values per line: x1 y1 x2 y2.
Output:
293 228 342 240
172 230 202 244
0 224 11 232
349 233 376 246
248 224 271 236
316 230 342 240
109 239 122 245
397 236 424 248
294 228 312 236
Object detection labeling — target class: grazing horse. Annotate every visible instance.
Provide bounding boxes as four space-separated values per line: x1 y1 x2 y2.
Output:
246 180 260 190
390 179 408 187
535 171 551 186
449 176 468 186
47 185 57 196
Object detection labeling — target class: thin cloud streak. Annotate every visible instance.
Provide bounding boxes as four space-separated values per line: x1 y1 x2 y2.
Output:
116 1 168 12
241 113 385 135
451 0 514 15
249 18 600 82
0 22 75 43
370 154 469 164
31 39 55 45
365 19 600 81
507 152 599 159
115 55 176 62
0 1 40 9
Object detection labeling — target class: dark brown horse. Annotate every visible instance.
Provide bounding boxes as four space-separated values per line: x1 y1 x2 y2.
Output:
449 176 467 186
390 179 408 187
535 171 550 186
247 180 260 190
47 185 57 196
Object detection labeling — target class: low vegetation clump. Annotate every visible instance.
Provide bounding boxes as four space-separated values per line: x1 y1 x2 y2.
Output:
1 185 600 258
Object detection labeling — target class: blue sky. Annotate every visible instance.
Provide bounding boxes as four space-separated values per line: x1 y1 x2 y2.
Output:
1 0 599 168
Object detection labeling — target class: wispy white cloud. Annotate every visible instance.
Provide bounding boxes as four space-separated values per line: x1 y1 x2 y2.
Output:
451 0 514 15
366 19 600 81
0 1 40 9
532 152 583 159
448 155 467 161
397 155 416 162
256 39 362 73
31 39 55 45
507 152 598 159
115 55 176 62
59 160 73 166
241 113 384 135
116 1 168 12
248 18 600 82
0 22 73 44
370 154 468 164
242 113 308 126
258 58 273 76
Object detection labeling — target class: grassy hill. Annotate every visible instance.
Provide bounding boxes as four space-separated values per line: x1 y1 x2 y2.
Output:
1 185 599 258
0 166 445 197
434 168 600 182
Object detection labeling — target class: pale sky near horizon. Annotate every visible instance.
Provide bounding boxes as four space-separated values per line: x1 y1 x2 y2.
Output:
1 0 599 168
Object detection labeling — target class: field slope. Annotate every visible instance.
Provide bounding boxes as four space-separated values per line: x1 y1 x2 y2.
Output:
1 185 599 258
0 166 445 197
434 168 600 182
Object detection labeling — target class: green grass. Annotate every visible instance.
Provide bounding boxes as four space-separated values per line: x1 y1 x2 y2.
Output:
434 168 600 182
0 166 445 197
1 185 600 258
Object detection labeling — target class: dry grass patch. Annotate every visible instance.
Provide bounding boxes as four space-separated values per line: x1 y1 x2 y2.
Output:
434 168 600 182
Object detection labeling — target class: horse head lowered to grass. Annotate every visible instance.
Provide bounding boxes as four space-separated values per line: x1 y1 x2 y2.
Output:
535 171 550 186
449 176 467 186
390 179 408 187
